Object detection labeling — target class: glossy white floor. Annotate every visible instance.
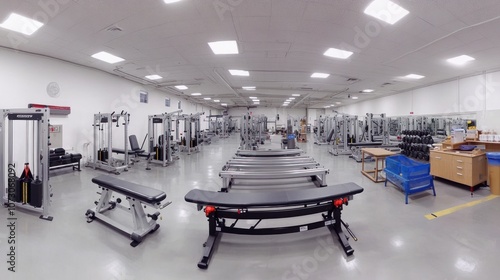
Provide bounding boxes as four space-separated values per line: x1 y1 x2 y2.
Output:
1 134 499 280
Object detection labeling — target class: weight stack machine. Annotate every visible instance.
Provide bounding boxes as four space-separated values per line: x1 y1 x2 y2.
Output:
1 108 53 221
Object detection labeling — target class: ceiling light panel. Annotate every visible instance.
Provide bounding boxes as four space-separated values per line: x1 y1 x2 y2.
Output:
145 75 162 80
204 97 211 100
208 40 239 54
323 48 353 59
0 13 44 35
164 0 183 4
364 0 409 25
447 55 475 66
191 93 202 96
311 73 330 78
292 94 301 97
175 85 188 90
362 89 374 93
91 51 125 64
405 74 425 79
242 86 256 90
229 69 249 76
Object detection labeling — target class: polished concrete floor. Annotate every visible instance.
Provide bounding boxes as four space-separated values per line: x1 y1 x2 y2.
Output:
1 134 500 280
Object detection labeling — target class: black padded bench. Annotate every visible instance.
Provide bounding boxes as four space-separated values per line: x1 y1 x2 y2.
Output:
185 182 364 269
86 175 170 246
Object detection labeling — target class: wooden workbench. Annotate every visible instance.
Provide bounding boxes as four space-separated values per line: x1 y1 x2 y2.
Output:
361 148 396 183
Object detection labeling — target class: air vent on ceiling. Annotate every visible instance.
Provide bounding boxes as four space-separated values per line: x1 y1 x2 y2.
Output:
106 25 123 32
347 78 359 83
300 87 313 90
381 82 393 87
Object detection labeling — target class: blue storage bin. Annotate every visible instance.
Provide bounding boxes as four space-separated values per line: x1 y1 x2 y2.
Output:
486 152 500 166
385 155 430 179
385 169 436 204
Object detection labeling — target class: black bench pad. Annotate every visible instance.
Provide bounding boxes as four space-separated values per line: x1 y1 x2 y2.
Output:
348 142 383 147
112 148 138 155
92 175 166 204
185 182 363 208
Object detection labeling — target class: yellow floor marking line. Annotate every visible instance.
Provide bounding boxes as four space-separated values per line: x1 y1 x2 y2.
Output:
425 195 499 220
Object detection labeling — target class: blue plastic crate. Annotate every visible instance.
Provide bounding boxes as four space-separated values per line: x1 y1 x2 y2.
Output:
384 169 436 204
385 155 430 179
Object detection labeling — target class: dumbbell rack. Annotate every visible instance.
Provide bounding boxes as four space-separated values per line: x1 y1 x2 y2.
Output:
399 130 434 161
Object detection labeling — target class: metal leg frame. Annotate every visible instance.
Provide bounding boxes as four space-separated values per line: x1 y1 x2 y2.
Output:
197 202 357 269
85 188 161 247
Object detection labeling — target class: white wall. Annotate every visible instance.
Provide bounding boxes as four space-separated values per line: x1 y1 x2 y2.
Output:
338 71 500 132
0 48 219 161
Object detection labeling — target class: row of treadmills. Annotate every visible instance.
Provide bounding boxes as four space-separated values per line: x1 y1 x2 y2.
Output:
184 148 364 269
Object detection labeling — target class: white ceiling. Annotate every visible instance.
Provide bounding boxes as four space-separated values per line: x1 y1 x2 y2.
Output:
2 0 500 109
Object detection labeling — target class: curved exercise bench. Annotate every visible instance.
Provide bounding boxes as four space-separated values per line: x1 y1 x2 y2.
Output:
236 149 303 157
86 175 170 247
219 168 329 190
185 182 364 269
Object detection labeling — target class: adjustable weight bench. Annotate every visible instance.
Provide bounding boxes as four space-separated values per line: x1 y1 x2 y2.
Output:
184 182 364 269
85 175 171 247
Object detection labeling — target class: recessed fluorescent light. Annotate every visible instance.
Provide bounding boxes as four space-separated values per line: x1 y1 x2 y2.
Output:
229 69 249 76
253 100 260 102
208 40 239 55
352 96 359 100
249 97 257 99
175 85 188 90
336 102 341 104
323 48 353 59
405 74 425 79
447 55 475 66
242 86 256 90
364 0 409 25
330 104 335 106
221 103 227 106
325 106 331 108
289 97 295 100
164 0 183 4
213 100 220 102
362 89 374 93
283 104 289 106
145 75 162 80
0 13 44 36
91 51 125 64
311 73 330 78
191 93 202 96
204 97 211 100
292 94 301 97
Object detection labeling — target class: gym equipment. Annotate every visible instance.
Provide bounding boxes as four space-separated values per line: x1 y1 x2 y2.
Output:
235 149 303 157
400 130 433 161
184 182 364 269
49 148 82 171
85 175 171 247
0 108 52 220
176 112 204 155
87 112 130 174
148 110 182 167
219 168 329 191
329 113 358 156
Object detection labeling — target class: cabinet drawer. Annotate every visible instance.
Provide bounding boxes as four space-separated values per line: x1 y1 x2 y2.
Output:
453 170 472 185
452 156 472 164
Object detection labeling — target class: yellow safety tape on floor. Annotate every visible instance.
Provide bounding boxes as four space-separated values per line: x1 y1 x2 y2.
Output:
425 195 499 220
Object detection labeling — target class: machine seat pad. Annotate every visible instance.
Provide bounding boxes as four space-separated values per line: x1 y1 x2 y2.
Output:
92 175 166 204
112 148 138 155
348 142 383 147
185 182 363 208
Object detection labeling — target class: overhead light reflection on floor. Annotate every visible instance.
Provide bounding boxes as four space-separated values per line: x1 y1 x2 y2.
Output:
455 257 477 273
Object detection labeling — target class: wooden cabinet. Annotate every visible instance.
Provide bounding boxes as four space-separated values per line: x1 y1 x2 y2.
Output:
430 150 487 192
